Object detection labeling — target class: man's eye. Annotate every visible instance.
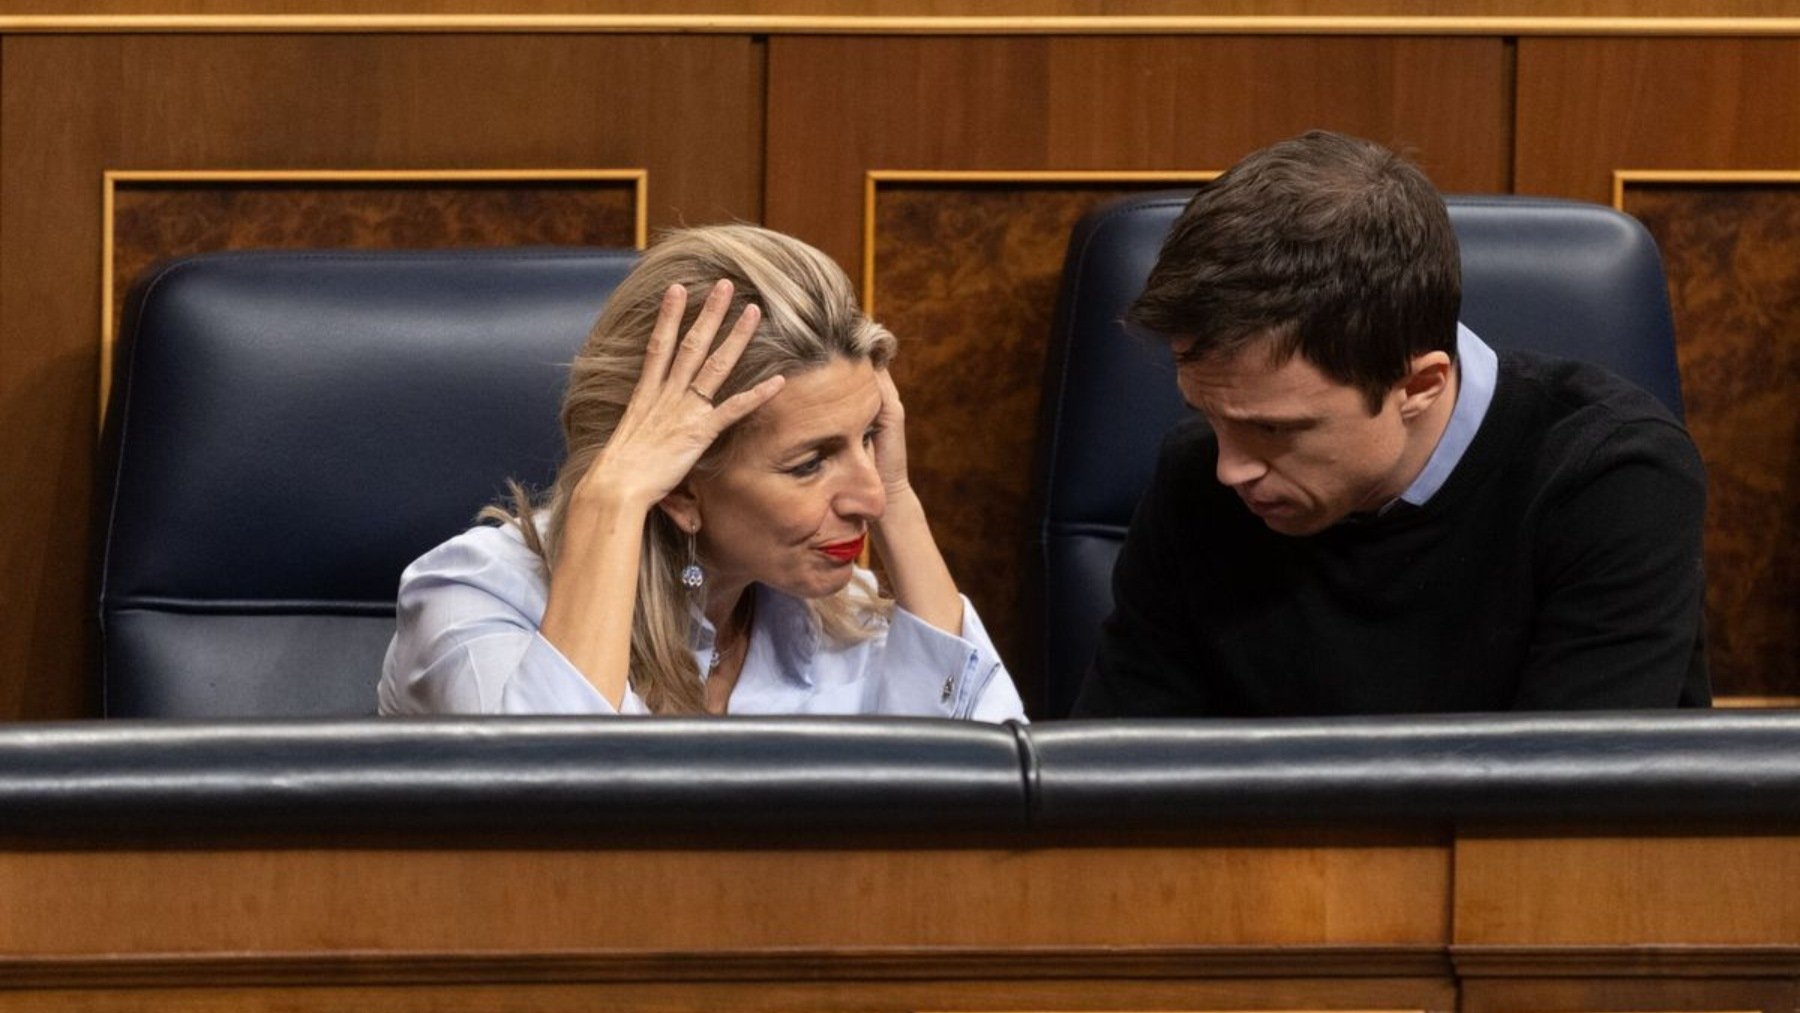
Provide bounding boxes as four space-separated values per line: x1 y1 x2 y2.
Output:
862 426 881 446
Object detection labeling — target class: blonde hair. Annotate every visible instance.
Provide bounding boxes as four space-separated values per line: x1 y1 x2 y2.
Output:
491 224 897 714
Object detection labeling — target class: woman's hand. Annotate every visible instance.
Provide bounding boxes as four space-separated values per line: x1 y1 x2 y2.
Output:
871 367 915 502
541 279 782 710
867 367 963 636
576 280 785 512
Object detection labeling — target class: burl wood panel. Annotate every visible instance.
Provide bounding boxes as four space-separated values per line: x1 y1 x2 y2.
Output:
109 180 639 366
769 35 1510 280
0 32 761 718
873 182 1170 706
1624 184 1799 699
1515 39 1800 204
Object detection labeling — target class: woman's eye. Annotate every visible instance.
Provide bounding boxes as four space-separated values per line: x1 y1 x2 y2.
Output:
862 426 880 446
787 456 825 478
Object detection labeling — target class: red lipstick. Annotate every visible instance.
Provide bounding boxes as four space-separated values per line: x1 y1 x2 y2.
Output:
818 534 866 563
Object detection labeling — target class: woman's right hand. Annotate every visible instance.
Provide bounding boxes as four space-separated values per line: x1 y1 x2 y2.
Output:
541 279 782 710
575 279 785 512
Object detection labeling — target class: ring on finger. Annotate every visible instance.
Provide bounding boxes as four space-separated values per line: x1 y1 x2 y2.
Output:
686 384 717 406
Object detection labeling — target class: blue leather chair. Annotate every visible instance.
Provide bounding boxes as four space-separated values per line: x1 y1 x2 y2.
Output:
97 248 637 717
1031 193 1684 717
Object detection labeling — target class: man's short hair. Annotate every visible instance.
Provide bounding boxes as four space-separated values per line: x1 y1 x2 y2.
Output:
1129 130 1461 413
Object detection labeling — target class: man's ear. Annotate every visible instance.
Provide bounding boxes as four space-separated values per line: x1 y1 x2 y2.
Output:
657 482 701 534
1398 350 1454 421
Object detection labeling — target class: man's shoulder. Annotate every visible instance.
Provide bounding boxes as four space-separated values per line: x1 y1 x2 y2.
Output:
1494 351 1697 460
1487 351 1704 506
1497 350 1683 429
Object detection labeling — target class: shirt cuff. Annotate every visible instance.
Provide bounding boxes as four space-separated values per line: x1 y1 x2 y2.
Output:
882 598 1012 719
496 632 647 715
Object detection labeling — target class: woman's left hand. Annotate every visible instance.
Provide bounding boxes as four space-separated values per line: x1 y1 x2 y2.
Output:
867 367 964 635
872 368 915 501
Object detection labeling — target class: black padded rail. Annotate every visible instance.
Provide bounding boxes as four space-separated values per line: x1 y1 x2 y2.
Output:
4 714 1797 843
1027 712 1800 829
0 718 1028 841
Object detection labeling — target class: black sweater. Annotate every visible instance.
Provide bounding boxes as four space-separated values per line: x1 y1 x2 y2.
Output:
1073 352 1710 717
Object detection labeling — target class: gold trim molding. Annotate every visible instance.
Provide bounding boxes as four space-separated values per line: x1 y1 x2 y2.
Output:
5 15 1800 36
1612 168 1800 209
99 168 648 421
861 169 1219 317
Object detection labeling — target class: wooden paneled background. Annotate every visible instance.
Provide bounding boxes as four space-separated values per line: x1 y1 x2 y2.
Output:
1 10 1796 718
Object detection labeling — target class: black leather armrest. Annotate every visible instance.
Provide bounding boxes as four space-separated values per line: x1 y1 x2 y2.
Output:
0 718 1029 842
1023 712 1800 829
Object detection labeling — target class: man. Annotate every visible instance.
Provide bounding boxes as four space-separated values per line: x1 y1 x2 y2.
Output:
1071 130 1709 716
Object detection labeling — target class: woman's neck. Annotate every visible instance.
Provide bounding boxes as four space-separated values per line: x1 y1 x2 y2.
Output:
703 580 752 634
700 581 756 715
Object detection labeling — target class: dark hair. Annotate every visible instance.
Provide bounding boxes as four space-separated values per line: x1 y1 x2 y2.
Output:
1129 130 1460 413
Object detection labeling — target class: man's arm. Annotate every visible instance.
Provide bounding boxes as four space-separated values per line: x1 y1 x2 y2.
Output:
1513 419 1709 708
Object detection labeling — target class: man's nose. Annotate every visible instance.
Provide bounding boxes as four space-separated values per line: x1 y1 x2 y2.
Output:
1214 434 1268 488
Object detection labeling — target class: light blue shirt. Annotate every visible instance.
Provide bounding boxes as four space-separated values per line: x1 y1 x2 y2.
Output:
1396 322 1498 508
378 523 1027 722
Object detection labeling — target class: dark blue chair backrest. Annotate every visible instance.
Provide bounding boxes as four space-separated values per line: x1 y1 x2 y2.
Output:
98 248 637 717
1032 193 1683 717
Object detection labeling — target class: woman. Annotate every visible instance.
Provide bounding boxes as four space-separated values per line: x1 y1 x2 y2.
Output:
378 225 1025 720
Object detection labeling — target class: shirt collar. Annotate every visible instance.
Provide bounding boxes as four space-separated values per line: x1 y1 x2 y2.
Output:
1395 322 1497 509
690 584 817 689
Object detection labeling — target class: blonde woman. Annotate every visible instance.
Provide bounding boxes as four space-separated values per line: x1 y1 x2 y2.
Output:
379 225 1025 720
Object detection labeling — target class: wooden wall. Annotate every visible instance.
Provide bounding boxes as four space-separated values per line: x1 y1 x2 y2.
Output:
1 11 1795 717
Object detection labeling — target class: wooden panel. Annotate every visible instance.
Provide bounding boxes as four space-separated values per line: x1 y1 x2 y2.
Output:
1453 835 1800 946
769 35 1507 708
770 35 1509 276
1461 978 1793 1013
870 179 1201 695
0 840 1450 955
0 33 762 719
1620 182 1800 699
0 979 1460 1013
1514 39 1800 202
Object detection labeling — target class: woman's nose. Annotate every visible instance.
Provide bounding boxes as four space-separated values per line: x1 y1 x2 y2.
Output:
836 445 887 520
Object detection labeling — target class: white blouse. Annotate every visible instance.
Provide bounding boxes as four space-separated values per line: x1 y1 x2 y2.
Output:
378 523 1027 722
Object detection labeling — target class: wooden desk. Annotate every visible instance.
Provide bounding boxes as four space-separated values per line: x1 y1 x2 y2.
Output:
3 826 1794 1011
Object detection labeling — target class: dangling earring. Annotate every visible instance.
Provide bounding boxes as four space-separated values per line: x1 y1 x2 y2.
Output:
680 520 704 590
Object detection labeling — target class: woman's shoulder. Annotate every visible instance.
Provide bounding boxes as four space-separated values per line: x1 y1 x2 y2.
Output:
402 519 545 588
